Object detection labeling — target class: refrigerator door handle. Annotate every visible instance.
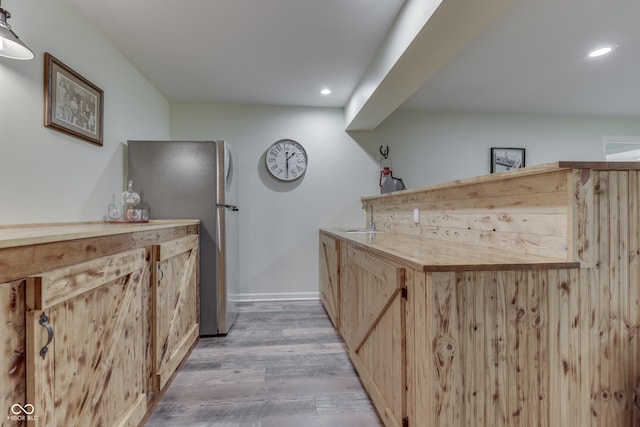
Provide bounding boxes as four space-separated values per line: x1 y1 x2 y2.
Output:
216 203 239 211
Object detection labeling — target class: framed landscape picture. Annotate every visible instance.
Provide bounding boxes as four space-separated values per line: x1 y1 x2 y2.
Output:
44 52 104 146
490 147 526 173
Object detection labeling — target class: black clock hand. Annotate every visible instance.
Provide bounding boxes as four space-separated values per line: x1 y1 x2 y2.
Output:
285 152 289 178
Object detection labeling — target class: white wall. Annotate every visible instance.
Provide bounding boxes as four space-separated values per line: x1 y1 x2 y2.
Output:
4 0 640 300
170 104 379 299
0 0 169 224
170 105 640 299
351 110 640 188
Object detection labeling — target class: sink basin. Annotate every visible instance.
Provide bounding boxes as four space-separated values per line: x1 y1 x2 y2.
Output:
341 228 384 234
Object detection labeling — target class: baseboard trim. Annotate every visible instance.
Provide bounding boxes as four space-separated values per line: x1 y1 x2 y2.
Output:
231 292 320 302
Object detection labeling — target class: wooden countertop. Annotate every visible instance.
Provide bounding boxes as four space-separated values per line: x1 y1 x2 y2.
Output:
321 228 580 272
361 161 640 203
0 220 200 249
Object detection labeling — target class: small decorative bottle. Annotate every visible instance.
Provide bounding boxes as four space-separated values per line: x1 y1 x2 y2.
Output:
121 180 140 221
106 193 122 221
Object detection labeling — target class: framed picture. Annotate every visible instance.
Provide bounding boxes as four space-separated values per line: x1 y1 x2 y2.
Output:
490 147 526 173
44 52 104 146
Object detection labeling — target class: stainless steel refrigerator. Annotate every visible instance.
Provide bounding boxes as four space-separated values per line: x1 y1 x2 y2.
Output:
126 140 239 336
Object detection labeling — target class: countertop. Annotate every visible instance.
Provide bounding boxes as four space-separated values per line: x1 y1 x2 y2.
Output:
0 220 200 249
321 228 580 272
361 161 640 203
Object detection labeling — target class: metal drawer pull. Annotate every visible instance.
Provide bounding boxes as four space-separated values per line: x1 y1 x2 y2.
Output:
39 312 54 359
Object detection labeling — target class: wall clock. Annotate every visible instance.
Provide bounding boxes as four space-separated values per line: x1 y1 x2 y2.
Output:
265 139 308 181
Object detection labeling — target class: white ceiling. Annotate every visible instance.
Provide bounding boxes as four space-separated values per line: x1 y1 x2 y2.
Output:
65 0 405 108
402 0 640 116
65 0 640 119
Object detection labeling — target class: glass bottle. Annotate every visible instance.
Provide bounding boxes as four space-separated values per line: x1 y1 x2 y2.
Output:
121 180 140 221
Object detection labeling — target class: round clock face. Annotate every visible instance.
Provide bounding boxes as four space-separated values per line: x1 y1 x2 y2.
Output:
265 139 308 181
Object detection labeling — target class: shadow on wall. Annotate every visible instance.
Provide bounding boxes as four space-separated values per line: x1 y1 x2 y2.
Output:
81 142 126 220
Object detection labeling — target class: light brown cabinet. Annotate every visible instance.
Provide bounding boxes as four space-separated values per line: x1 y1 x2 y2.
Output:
151 234 200 391
0 221 199 426
26 248 149 426
322 162 640 427
319 232 341 328
341 245 407 427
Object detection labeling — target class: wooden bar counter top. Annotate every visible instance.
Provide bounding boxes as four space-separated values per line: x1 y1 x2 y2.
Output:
0 219 199 248
321 228 579 272
0 220 199 283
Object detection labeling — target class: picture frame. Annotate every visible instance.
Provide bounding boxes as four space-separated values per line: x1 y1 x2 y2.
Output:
490 147 526 173
44 52 104 146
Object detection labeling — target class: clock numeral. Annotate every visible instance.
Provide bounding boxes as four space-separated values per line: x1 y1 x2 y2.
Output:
291 170 298 177
269 147 283 157
297 157 305 164
267 157 276 163
270 164 279 171
296 165 304 173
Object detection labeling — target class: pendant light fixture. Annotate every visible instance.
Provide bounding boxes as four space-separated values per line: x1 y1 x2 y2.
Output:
0 1 34 60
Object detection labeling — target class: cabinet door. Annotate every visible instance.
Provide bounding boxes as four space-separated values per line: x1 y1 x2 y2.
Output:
342 246 406 427
152 234 199 390
319 233 341 328
26 248 148 427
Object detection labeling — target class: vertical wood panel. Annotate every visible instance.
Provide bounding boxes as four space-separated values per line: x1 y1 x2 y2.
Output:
408 270 431 426
593 170 611 424
616 171 630 425
505 270 526 426
470 272 486 427
405 269 416 427
571 168 595 265
608 172 623 425
1 279 26 425
525 270 546 427
577 268 593 427
549 269 583 425
484 273 498 426
457 273 469 427
432 272 461 425
494 272 508 426
628 171 640 426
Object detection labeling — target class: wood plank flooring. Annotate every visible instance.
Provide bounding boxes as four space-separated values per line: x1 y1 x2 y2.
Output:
145 300 383 427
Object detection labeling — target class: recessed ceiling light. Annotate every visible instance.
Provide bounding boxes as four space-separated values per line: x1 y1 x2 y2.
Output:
320 88 332 95
588 45 616 58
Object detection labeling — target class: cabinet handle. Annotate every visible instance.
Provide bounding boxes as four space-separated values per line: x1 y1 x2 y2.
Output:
157 265 164 282
39 312 54 359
